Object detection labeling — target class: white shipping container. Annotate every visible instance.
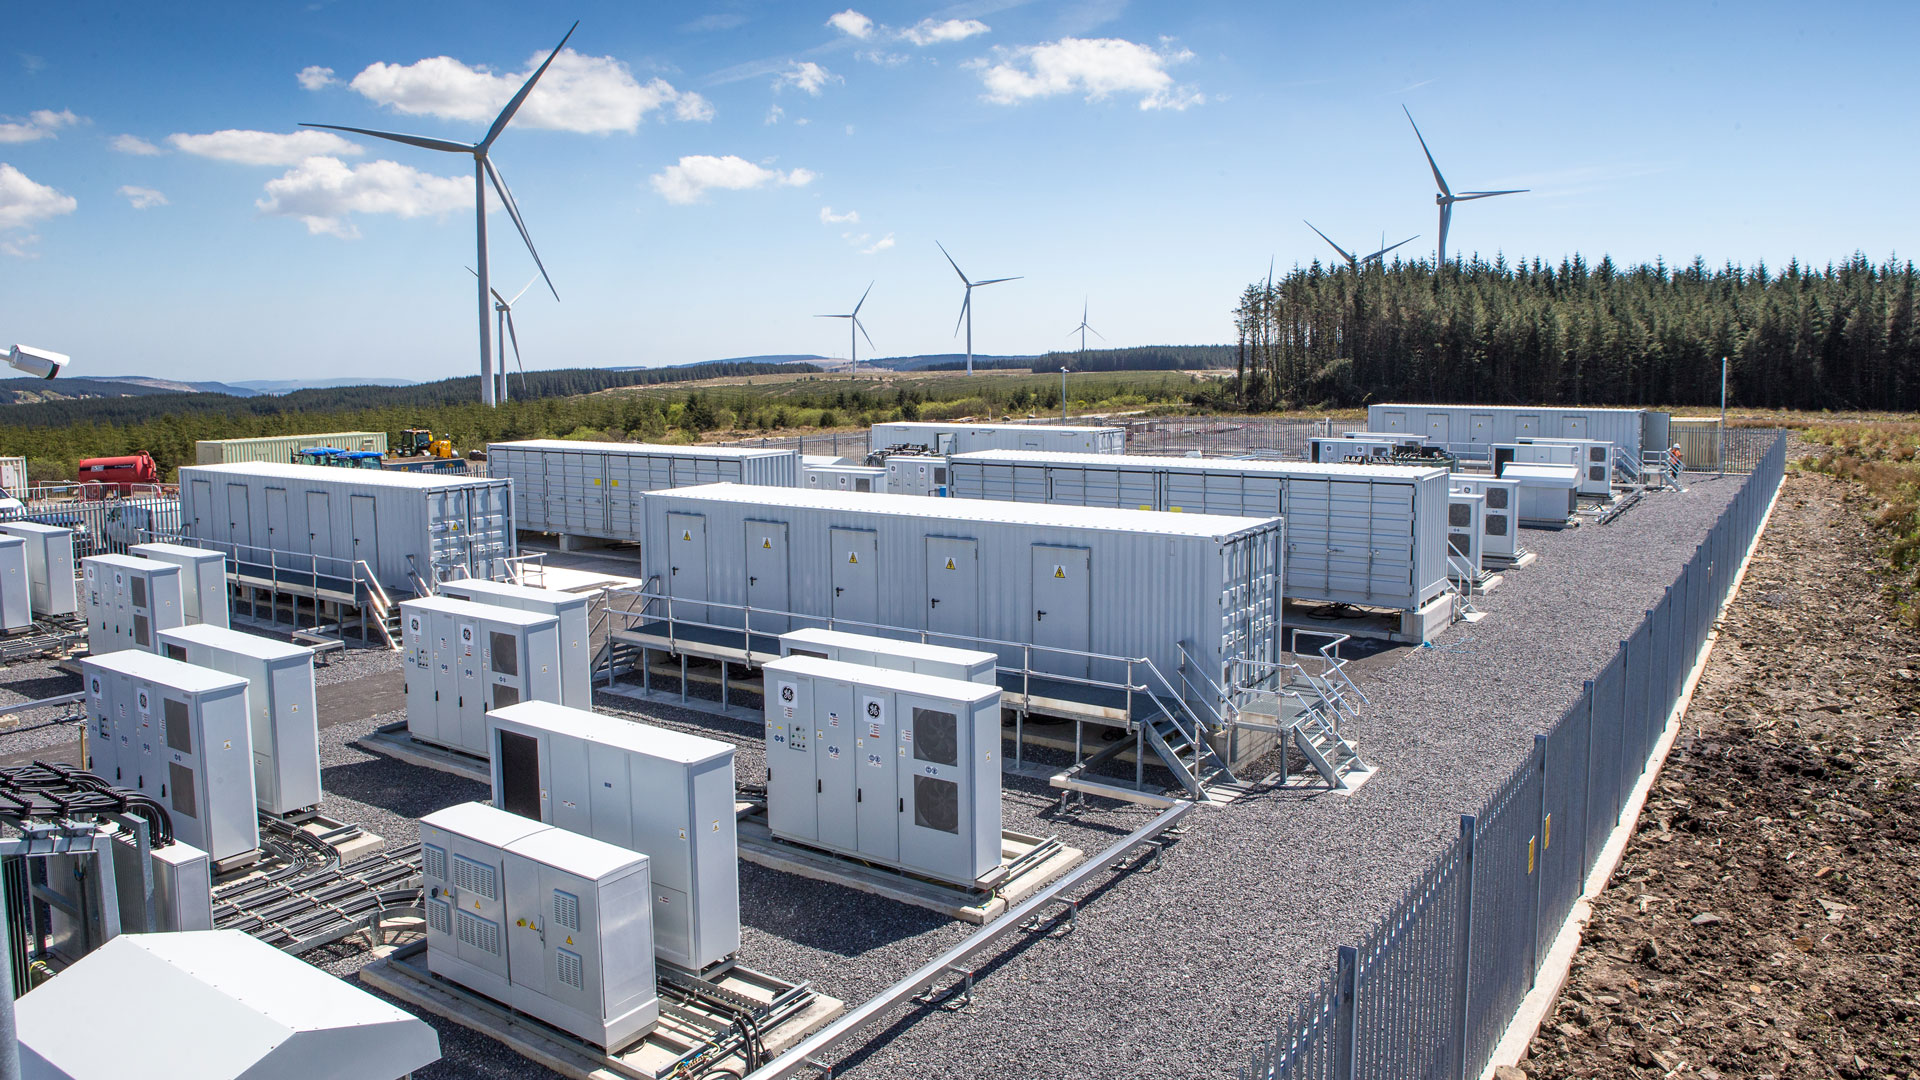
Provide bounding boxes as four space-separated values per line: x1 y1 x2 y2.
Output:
177 461 516 594
80 650 258 862
0 536 28 631
487 701 739 971
1368 404 1669 464
158 624 321 816
82 554 183 655
437 578 593 711
870 421 1125 456
779 628 998 684
194 431 387 466
488 440 799 543
1447 476 1522 560
946 449 1451 613
130 542 230 628
0 521 76 617
640 483 1282 689
402 597 562 757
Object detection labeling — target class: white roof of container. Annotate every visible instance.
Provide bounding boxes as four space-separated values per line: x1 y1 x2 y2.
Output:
198 431 382 446
133 542 225 560
950 448 1446 481
492 439 794 459
1502 463 1580 484
874 422 1122 435
16 930 441 1080
764 654 1002 704
84 552 180 572
1373 403 1651 415
442 577 591 606
179 460 503 489
491 700 734 766
782 627 997 667
401 595 560 626
0 521 69 535
507 820 651 879
421 801 553 848
157 623 313 661
80 650 250 692
801 455 850 466
650 482 1278 539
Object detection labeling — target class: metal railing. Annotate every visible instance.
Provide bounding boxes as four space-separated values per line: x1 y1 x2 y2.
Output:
1242 432 1786 1080
2 495 182 560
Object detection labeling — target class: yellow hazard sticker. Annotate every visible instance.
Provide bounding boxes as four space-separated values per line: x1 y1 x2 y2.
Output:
565 935 574 946
848 552 858 563
1169 506 1183 513
763 537 773 549
1053 565 1066 578
593 478 601 485
682 531 692 541
1527 836 1536 874
1544 813 1551 849
944 557 956 570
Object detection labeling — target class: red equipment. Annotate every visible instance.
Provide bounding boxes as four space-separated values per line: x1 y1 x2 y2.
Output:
76 453 159 494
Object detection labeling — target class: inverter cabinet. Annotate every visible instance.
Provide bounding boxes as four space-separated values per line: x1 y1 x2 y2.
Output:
402 596 562 757
487 701 740 971
1447 476 1522 559
158 624 320 816
1506 438 1614 497
0 520 77 617
763 656 1002 886
0 536 28 632
1500 463 1581 525
779 628 998 684
438 578 593 710
131 542 230 628
82 554 183 656
1446 492 1485 574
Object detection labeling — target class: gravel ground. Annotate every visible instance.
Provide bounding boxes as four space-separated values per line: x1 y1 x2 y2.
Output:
0 473 1759 1079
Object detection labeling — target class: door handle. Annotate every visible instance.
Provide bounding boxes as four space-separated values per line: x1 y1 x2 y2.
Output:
671 566 679 576
749 576 758 586
1036 609 1048 621
816 779 822 794
834 587 844 597
857 788 862 803
929 598 940 608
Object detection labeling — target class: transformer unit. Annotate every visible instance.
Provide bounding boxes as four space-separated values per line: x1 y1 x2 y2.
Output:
1445 492 1485 578
79 650 258 863
130 541 230 628
436 578 592 711
869 421 1126 456
801 457 886 494
0 535 28 632
1447 476 1522 562
763 656 1002 887
487 701 739 971
402 596 562 757
1501 463 1581 525
0 520 77 617
158 624 320 816
882 454 949 497
779 628 998 685
1503 437 1614 497
421 802 660 1051
82 554 184 655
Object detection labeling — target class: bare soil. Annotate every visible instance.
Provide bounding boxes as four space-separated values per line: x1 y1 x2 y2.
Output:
1521 470 1920 1079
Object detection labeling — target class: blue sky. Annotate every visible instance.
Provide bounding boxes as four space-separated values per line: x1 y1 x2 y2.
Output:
3 1 1915 384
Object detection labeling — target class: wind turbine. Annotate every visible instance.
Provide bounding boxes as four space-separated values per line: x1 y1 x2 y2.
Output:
304 23 575 406
815 282 875 377
1304 221 1419 272
1402 106 1526 267
470 269 538 403
1067 297 1105 354
936 242 1020 375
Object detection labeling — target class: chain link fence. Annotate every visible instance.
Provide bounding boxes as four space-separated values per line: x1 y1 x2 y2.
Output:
1242 433 1787 1080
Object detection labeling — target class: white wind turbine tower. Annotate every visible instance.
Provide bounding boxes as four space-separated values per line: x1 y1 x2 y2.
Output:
1303 221 1419 272
1068 297 1105 354
815 282 875 377
304 23 575 406
470 269 538 403
936 242 1020 375
1402 106 1526 267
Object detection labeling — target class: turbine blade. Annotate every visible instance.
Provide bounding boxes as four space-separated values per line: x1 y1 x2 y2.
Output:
1303 220 1355 263
509 275 538 305
815 313 849 319
1266 256 1274 292
485 158 558 302
855 317 875 351
853 280 873 317
973 276 1021 286
482 22 579 151
490 286 510 306
1458 189 1527 198
1088 325 1106 341
300 122 473 155
506 310 528 397
1402 106 1451 197
935 240 970 285
953 293 969 338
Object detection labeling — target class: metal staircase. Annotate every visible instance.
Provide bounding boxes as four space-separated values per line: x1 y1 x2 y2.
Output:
354 560 401 651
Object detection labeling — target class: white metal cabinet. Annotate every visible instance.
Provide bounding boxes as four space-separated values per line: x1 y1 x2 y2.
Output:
438 578 594 711
0 521 76 617
158 623 320 816
130 542 229 628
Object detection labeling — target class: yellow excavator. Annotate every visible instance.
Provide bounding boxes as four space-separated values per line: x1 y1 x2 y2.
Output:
397 428 455 459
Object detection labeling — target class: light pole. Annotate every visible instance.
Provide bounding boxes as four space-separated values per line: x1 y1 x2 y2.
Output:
1060 367 1069 423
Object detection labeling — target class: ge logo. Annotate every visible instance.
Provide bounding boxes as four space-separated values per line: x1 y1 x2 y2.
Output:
866 701 881 718
781 686 794 702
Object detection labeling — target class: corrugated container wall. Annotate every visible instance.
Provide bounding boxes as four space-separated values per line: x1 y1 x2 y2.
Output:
1366 405 1670 462
639 483 1281 688
869 422 1125 455
488 440 799 543
194 431 388 466
176 462 515 594
945 450 1450 612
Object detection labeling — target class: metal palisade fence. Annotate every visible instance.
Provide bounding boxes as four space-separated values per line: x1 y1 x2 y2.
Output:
1243 433 1787 1080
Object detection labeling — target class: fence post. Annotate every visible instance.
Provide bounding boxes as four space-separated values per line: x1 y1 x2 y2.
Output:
1454 813 1478 1080
1332 944 1358 1080
1613 637 1631 822
1579 678 1595 882
1530 733 1548 987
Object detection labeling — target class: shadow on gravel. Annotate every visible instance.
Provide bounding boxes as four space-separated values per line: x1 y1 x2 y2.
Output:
323 755 487 818
0 671 79 701
739 862 952 956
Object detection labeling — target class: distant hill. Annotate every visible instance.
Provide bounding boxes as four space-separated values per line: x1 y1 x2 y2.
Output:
611 355 827 369
231 378 416 394
88 376 261 397
0 376 198 405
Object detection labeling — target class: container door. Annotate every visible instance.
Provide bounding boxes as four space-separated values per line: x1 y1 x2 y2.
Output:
1380 411 1406 433
855 688 898 863
586 453 609 536
349 495 379 580
765 671 815 842
1469 414 1491 443
813 676 858 852
305 491 332 566
225 484 252 554
496 728 542 820
1030 545 1091 678
1563 414 1587 439
456 618 483 753
1515 414 1539 438
189 480 212 537
743 520 790 634
830 528 879 630
897 694 969 882
665 513 708 625
264 488 288 566
1426 413 1451 443
924 537 978 647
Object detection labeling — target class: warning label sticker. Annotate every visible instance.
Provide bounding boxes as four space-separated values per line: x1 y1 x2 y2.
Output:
848 551 858 563
944 557 956 570
1053 564 1066 578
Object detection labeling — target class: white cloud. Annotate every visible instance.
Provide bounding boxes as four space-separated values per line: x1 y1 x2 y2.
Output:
774 61 837 96
902 18 989 46
649 155 814 205
819 206 858 224
109 134 163 156
256 155 471 238
765 104 785 125
860 232 895 255
0 163 77 254
971 38 1204 110
683 12 748 32
168 129 364 167
117 185 168 210
826 10 874 39
348 49 710 134
297 65 337 91
0 109 81 144
855 50 911 67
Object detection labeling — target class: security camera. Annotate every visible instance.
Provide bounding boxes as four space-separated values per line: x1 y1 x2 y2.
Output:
7 345 69 380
